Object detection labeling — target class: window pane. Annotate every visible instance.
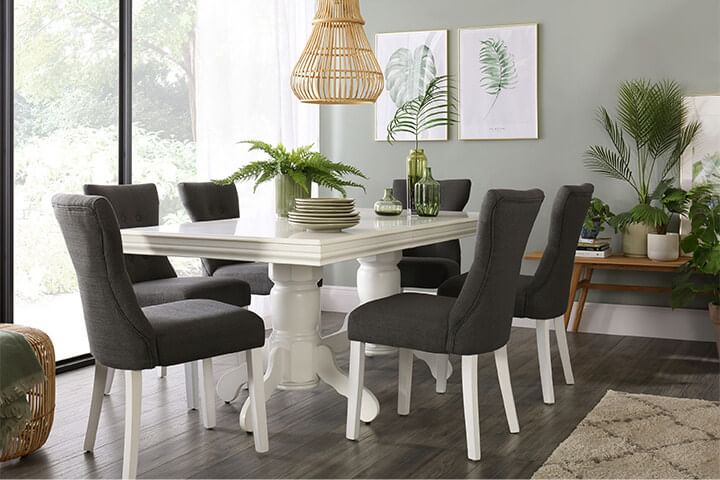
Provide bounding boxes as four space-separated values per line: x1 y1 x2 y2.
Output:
14 0 118 360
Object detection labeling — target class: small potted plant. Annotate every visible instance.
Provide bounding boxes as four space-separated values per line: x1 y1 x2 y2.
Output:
585 79 700 257
646 184 688 261
671 184 720 353
217 141 366 217
386 75 457 213
581 197 615 239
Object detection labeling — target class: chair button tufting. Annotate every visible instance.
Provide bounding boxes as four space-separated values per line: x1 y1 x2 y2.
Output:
135 214 142 221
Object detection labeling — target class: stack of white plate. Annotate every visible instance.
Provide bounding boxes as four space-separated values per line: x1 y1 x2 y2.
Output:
288 198 360 231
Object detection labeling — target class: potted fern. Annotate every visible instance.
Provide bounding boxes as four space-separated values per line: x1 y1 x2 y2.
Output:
585 79 700 257
386 75 457 213
217 141 367 217
671 184 720 353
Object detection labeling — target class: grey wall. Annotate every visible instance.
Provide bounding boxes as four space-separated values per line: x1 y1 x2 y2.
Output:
320 0 720 307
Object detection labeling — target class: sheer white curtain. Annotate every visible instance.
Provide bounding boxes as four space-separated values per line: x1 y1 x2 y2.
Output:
195 0 318 218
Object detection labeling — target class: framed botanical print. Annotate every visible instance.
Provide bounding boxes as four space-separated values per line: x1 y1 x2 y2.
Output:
375 30 448 142
681 95 720 189
458 24 538 140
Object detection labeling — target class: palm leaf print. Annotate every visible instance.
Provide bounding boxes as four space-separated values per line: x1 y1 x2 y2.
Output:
478 37 518 115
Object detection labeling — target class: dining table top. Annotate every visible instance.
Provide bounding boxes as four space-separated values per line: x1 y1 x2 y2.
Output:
121 208 479 266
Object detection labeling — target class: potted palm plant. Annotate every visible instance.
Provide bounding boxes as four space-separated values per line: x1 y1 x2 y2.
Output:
386 75 457 213
217 141 367 217
672 184 720 353
585 79 700 257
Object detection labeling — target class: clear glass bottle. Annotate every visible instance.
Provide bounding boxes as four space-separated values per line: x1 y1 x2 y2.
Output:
374 188 403 216
414 167 440 217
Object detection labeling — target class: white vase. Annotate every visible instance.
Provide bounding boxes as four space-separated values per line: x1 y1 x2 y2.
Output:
647 233 680 261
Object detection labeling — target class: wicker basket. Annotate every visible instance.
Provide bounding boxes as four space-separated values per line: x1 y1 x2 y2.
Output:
0 325 56 461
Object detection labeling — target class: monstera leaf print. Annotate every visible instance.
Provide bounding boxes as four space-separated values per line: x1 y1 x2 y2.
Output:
385 44 437 108
478 37 518 115
693 152 720 185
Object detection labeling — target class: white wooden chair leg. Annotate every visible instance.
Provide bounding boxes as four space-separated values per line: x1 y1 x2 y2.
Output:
157 366 167 378
536 319 555 404
104 367 115 395
461 355 481 461
397 348 413 415
435 354 448 393
184 362 200 410
122 370 142 480
493 346 520 433
346 341 365 440
84 363 108 452
554 316 575 385
246 348 269 453
198 358 216 429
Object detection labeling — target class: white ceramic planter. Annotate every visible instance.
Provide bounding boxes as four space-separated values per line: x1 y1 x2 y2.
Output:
623 223 654 257
647 233 680 261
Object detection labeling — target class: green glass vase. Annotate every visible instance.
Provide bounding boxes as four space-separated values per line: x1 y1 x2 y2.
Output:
406 149 427 214
414 167 440 217
275 174 310 217
374 188 403 216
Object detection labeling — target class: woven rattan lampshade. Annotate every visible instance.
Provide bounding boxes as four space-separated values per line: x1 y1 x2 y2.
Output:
291 0 384 104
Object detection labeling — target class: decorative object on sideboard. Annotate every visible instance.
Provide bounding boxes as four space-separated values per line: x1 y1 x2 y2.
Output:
291 0 383 105
585 79 700 257
581 197 615 240
375 30 448 142
671 184 720 354
386 75 457 215
414 167 441 217
374 188 403 216
216 141 366 217
458 24 538 140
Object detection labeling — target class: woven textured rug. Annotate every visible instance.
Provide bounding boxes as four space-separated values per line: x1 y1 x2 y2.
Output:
533 390 720 479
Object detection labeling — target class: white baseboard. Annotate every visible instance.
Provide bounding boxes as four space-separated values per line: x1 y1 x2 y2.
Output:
319 285 715 343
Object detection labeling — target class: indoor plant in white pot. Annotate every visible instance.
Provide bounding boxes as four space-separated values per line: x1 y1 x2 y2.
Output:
217 141 367 217
585 79 700 257
672 184 720 353
646 184 688 261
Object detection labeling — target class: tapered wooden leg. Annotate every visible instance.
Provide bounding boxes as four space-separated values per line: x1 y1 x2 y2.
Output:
246 348 269 453
198 359 216 429
461 355 481 461
84 363 108 452
536 320 555 404
554 316 575 384
493 346 519 433
572 267 594 333
397 348 413 415
122 371 142 480
104 368 115 395
346 341 365 440
435 354 449 393
564 265 583 328
184 362 199 410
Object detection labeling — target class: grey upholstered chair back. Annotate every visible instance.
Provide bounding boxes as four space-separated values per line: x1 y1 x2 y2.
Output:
83 183 176 284
520 184 594 318
52 194 158 370
393 178 472 264
446 189 544 355
178 182 242 275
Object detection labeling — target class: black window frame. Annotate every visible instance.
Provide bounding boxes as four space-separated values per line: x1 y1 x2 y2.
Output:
1 0 133 372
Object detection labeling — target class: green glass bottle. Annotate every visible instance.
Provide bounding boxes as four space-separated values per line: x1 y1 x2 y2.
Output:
406 149 427 214
374 188 403 216
414 166 440 217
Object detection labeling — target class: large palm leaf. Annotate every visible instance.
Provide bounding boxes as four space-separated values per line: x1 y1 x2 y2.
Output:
478 37 517 115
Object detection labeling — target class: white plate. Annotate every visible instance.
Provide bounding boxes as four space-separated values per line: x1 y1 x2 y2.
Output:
287 216 360 224
295 198 354 205
294 207 357 214
289 220 359 232
289 210 360 219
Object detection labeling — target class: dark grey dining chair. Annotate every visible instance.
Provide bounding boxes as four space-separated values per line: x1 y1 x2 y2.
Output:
438 184 594 405
52 194 268 479
345 189 544 461
83 183 252 407
393 178 472 394
178 182 273 295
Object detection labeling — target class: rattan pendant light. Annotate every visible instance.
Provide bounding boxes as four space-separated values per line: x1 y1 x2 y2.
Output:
291 0 384 104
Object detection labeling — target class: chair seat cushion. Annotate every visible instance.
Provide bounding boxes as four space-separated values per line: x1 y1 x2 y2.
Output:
399 256 460 289
212 262 274 296
143 299 265 366
436 272 467 298
348 293 455 353
133 276 251 308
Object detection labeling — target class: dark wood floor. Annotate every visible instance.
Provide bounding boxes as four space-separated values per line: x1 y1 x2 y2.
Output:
2 312 718 479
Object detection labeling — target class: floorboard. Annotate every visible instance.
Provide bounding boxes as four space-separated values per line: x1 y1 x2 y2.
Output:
1 312 717 479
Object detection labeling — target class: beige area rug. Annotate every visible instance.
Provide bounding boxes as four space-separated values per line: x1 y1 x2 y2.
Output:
533 390 720 479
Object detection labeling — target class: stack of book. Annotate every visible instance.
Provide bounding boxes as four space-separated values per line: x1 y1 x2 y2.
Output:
576 238 612 258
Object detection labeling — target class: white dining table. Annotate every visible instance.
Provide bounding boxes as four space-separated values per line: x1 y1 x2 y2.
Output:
121 208 478 430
